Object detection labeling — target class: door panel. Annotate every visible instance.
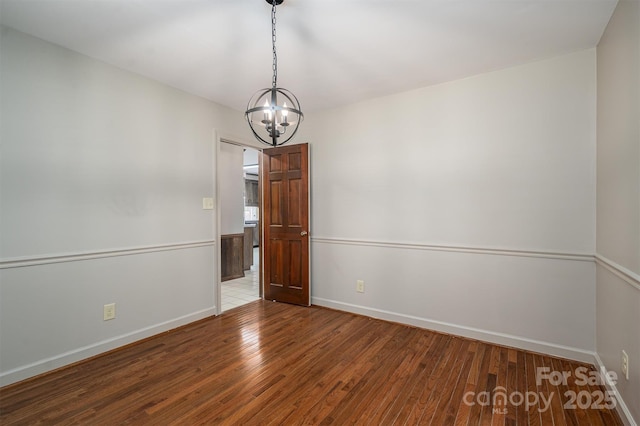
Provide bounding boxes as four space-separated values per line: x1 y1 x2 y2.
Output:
288 179 301 227
288 240 302 290
262 143 310 306
270 181 283 226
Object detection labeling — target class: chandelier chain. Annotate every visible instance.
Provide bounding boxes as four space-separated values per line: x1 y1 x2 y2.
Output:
245 0 302 147
271 0 277 89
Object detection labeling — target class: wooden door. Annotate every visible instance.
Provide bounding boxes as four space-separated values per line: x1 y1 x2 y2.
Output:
262 143 310 306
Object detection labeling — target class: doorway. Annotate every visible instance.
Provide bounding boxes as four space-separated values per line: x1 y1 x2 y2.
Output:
219 142 262 312
262 143 311 306
216 141 310 312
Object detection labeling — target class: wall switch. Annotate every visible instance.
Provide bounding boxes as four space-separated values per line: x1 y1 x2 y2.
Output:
356 280 365 293
103 303 116 321
621 350 629 380
202 197 214 210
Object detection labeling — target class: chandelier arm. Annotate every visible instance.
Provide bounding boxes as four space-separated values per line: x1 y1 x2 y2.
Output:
276 89 304 118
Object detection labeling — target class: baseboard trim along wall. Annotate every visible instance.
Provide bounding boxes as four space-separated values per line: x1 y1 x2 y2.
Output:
0 307 216 387
309 238 639 425
0 240 216 270
311 296 595 362
310 297 636 425
594 353 639 426
312 295 635 425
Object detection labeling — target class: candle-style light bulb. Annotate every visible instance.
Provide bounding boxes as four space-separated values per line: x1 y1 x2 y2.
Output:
264 100 271 121
282 102 289 125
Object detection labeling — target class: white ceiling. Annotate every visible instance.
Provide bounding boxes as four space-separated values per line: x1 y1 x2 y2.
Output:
0 0 617 113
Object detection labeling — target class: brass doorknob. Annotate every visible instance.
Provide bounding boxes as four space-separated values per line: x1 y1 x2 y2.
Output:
300 231 308 236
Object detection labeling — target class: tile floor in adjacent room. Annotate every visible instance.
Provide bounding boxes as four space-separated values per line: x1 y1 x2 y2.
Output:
221 248 260 312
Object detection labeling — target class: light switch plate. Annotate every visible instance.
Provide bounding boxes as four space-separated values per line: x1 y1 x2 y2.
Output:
202 197 214 210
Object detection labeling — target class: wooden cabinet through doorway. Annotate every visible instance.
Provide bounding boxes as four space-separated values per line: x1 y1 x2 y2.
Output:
221 234 244 281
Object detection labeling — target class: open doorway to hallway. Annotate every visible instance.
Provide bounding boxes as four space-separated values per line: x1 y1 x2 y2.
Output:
219 143 261 312
221 247 259 311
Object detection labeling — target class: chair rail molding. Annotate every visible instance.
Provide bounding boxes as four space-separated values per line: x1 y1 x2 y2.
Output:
595 253 640 292
0 240 216 270
311 236 594 263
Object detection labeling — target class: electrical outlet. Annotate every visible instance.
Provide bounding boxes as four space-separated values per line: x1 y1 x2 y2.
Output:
621 350 629 380
356 280 365 293
103 303 116 321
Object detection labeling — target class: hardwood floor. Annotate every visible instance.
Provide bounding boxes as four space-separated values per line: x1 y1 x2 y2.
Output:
0 300 623 425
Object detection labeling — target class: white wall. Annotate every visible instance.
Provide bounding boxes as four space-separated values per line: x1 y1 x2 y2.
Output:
0 27 250 385
2 20 635 423
219 142 245 235
596 0 640 422
302 49 598 360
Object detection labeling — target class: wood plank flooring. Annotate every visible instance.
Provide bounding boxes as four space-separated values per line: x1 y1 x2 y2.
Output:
0 300 623 425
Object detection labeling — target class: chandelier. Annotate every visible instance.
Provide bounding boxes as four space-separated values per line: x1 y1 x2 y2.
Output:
245 0 303 147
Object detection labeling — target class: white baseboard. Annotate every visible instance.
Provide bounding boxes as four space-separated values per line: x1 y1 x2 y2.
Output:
312 296 638 425
593 353 638 426
312 297 595 362
0 307 216 387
